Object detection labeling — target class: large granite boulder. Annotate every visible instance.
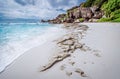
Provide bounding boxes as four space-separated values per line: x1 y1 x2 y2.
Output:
74 19 80 23
93 11 103 19
67 6 79 19
80 7 93 21
65 18 74 23
56 14 66 19
73 7 81 19
67 11 75 19
90 6 99 13
49 19 61 24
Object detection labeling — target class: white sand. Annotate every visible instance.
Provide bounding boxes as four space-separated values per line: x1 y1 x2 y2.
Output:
0 23 120 79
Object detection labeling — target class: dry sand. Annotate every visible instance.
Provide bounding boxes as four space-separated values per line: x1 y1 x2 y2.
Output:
0 23 120 79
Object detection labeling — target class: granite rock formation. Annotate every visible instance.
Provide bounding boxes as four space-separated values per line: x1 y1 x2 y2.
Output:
45 4 104 23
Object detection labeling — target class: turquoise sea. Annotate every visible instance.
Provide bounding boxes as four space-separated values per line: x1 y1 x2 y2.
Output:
0 23 62 72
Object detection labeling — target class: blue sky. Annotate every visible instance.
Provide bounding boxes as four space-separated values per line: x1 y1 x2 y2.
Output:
0 0 85 20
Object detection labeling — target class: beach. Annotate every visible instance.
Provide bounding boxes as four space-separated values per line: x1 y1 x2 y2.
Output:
0 23 120 79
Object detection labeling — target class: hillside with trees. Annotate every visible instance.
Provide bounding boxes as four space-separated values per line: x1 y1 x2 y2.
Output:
43 0 120 23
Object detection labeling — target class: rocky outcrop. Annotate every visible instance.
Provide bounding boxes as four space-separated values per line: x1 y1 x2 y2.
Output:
41 19 48 23
80 7 93 21
74 8 81 19
45 2 104 24
93 11 103 19
64 18 74 23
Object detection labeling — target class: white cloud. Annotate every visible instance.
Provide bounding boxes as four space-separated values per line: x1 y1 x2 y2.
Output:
0 0 85 19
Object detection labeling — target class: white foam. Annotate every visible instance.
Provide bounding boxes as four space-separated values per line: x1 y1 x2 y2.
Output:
0 25 66 72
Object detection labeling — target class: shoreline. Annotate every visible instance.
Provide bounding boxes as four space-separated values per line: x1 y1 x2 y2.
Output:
0 23 120 79
0 24 67 73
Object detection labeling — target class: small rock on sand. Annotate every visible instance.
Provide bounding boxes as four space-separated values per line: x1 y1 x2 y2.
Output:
75 68 87 77
94 53 101 57
69 61 75 66
66 71 72 76
60 65 66 70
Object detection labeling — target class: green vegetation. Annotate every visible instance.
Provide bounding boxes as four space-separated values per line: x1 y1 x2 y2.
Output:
101 0 120 22
83 0 96 7
83 0 120 22
98 9 120 22
98 18 111 22
93 0 101 6
83 0 105 7
60 18 64 20
102 0 120 17
111 10 120 20
112 18 120 22
79 18 84 22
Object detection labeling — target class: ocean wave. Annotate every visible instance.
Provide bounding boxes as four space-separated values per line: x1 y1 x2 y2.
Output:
0 23 64 73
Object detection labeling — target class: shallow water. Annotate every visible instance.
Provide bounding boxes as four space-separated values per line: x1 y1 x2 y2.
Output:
0 23 62 72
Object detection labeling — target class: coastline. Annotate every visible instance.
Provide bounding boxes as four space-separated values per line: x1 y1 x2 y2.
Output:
0 23 120 79
0 24 67 73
